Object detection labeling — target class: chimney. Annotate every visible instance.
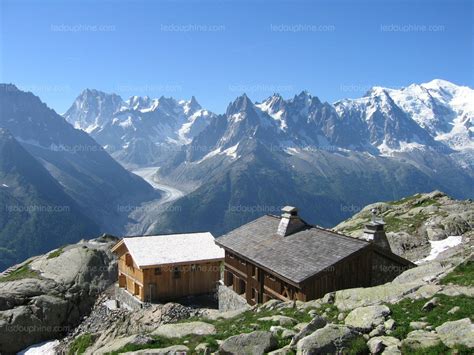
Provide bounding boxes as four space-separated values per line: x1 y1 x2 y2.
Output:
363 209 391 250
277 206 306 237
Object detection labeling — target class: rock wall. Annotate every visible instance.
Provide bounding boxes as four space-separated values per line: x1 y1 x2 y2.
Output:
218 285 250 312
115 285 144 311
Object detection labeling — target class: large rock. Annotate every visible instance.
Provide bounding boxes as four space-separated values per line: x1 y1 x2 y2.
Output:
290 316 327 347
344 305 390 332
258 315 297 326
392 262 448 284
296 324 356 354
334 282 423 311
436 318 474 348
0 238 117 354
367 336 400 354
122 345 190 354
401 330 441 349
152 321 216 338
219 331 277 355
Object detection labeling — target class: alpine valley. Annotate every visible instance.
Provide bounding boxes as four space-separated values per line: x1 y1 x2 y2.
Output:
1 79 473 270
65 79 473 236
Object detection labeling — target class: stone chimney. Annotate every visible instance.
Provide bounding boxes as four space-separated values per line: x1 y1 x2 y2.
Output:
363 208 391 250
277 206 306 237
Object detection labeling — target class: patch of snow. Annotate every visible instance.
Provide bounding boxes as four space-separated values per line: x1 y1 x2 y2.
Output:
230 112 244 123
119 116 134 129
223 143 239 159
1 184 8 188
18 340 60 355
256 100 287 131
416 236 463 264
284 147 300 155
378 140 426 156
195 147 222 164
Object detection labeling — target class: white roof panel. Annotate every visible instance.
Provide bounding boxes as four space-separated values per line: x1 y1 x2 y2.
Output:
122 232 224 268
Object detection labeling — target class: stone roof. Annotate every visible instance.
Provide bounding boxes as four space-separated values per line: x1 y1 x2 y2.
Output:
215 215 370 284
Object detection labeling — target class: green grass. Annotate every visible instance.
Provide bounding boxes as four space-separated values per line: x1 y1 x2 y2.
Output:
111 306 324 354
413 198 440 208
343 336 369 355
0 262 39 282
47 247 65 259
388 294 474 340
440 261 474 287
390 194 421 205
69 333 93 355
383 212 426 233
401 342 472 355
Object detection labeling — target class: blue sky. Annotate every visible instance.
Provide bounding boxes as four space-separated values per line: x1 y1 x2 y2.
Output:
1 0 472 114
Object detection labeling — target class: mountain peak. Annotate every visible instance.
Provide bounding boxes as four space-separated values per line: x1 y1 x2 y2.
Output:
0 83 20 93
226 93 254 116
423 78 458 90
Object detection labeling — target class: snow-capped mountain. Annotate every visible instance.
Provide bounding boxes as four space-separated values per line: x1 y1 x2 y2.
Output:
63 80 473 235
383 79 473 151
65 80 473 169
64 90 215 167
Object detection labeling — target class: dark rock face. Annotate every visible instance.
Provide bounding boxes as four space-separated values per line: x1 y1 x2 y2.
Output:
0 237 117 354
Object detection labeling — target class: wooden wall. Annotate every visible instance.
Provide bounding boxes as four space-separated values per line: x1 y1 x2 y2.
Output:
116 245 145 300
142 261 221 302
302 248 372 300
223 251 305 305
223 246 412 307
115 243 222 302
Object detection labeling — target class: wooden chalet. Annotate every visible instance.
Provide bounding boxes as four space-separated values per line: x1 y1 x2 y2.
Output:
215 206 414 306
112 232 224 302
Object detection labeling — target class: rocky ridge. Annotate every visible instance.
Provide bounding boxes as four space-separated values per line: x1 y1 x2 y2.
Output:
0 235 118 354
334 190 473 262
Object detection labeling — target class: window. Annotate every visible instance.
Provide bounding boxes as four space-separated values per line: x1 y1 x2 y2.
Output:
125 254 133 267
252 265 258 278
266 274 276 282
237 278 246 296
154 267 161 275
173 266 181 279
228 253 235 259
226 271 234 287
239 259 247 266
251 288 258 302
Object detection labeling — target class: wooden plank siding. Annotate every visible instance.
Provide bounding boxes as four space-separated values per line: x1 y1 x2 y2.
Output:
223 251 305 305
141 261 221 302
301 248 373 300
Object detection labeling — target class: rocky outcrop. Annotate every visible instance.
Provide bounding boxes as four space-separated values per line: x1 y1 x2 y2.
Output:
152 321 216 338
335 191 473 262
333 282 424 311
0 236 117 354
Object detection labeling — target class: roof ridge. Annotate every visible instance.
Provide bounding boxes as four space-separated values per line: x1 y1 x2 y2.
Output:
311 225 368 244
121 231 211 239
